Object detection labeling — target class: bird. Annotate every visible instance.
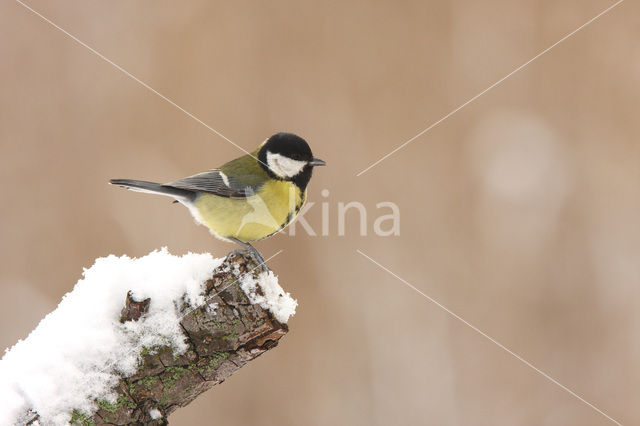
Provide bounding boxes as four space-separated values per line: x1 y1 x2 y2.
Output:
110 132 325 269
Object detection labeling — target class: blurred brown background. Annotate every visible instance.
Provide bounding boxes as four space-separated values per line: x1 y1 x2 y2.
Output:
1 0 639 424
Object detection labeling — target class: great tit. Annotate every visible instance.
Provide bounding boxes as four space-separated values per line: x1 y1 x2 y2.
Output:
110 132 325 267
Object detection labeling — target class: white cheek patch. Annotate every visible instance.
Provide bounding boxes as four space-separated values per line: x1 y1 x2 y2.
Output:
266 152 307 178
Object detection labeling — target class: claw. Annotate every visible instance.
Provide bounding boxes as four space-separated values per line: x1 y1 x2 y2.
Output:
228 239 268 273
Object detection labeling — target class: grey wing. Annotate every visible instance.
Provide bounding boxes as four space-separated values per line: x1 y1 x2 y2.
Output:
166 170 257 198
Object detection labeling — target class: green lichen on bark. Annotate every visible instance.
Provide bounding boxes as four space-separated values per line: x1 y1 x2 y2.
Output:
30 251 290 425
70 410 96 426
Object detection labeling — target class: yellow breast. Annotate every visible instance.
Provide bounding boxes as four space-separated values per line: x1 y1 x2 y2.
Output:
191 180 306 243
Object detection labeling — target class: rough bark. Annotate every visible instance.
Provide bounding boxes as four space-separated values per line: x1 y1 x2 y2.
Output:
28 251 289 425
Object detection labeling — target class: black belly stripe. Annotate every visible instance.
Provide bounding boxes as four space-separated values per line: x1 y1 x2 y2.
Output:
259 192 306 240
274 200 303 232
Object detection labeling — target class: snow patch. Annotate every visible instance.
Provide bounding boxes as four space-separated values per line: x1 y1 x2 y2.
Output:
0 248 221 425
240 270 297 323
149 408 162 420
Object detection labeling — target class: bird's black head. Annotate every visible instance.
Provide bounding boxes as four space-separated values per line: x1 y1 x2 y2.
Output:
258 132 325 190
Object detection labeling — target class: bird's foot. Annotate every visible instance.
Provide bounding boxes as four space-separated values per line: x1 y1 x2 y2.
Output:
247 251 268 273
228 243 268 273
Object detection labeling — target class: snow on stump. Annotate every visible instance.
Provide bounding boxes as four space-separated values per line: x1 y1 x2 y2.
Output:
0 249 297 425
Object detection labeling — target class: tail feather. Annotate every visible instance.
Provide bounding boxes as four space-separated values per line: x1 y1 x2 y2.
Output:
109 179 196 201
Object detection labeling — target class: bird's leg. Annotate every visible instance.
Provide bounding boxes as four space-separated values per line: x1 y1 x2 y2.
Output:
228 238 267 272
